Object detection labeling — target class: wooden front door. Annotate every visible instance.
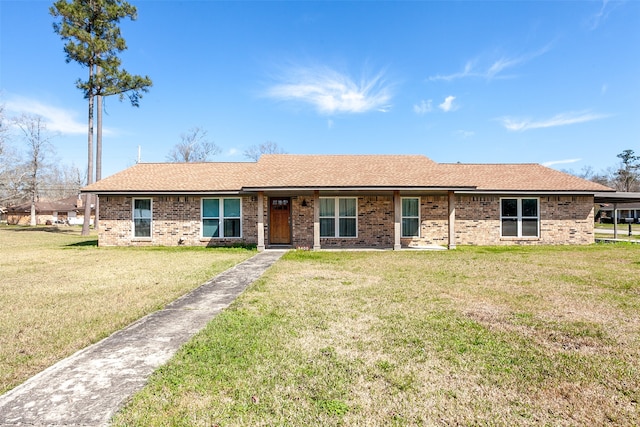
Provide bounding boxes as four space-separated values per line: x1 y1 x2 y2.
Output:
269 197 291 244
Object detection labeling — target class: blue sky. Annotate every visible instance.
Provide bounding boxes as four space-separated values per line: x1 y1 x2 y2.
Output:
1 0 639 179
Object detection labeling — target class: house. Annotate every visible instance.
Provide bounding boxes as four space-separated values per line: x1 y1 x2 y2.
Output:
599 202 640 223
82 154 617 249
6 196 86 226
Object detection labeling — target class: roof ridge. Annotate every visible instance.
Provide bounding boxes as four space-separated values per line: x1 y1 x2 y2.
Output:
440 162 542 165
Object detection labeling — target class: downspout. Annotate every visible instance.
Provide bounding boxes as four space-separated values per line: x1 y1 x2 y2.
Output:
313 190 320 250
448 191 456 249
393 191 401 250
257 191 265 251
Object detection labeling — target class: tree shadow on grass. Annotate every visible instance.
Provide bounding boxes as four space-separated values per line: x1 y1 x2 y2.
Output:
1 226 98 246
1 226 80 234
66 239 98 247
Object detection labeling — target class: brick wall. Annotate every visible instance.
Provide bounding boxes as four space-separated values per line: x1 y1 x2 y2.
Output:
98 195 258 247
539 195 595 245
454 195 594 245
320 196 394 249
402 195 449 247
291 196 314 248
98 193 595 247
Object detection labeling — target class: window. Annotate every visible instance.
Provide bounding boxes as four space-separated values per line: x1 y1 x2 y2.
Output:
133 198 152 238
320 197 357 237
402 197 420 237
202 198 241 238
501 198 539 238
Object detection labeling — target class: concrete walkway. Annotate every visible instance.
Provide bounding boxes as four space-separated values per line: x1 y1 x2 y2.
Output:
0 250 286 427
595 227 640 236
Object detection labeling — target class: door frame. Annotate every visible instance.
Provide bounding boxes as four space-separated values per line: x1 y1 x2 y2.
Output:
268 197 292 245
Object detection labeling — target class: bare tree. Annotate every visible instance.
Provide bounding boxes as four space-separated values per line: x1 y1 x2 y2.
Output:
243 141 286 161
0 103 6 159
41 163 84 200
13 114 55 226
166 127 221 162
0 104 13 204
564 165 614 189
0 146 28 207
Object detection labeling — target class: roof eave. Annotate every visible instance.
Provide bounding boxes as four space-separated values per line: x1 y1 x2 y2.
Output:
594 191 640 204
81 190 244 195
455 190 609 195
241 185 477 192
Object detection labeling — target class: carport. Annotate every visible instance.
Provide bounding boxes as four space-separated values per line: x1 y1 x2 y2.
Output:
595 192 640 239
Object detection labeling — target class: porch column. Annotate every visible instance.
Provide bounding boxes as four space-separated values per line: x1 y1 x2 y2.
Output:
613 203 618 240
448 190 456 250
313 190 321 250
394 190 401 250
257 191 265 251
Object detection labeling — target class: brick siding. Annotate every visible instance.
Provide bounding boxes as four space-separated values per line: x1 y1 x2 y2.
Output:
319 196 394 249
98 195 258 247
455 195 594 245
97 193 595 247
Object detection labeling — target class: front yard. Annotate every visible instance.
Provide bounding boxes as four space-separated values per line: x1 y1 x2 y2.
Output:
0 226 255 394
113 244 640 426
2 226 638 425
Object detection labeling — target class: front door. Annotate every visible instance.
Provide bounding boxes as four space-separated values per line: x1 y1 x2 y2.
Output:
269 197 291 245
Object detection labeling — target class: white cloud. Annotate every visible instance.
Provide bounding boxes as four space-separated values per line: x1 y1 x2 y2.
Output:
454 130 475 139
5 96 87 135
588 0 622 30
265 64 393 115
499 111 610 132
542 158 582 167
413 99 432 115
439 96 457 112
429 45 551 82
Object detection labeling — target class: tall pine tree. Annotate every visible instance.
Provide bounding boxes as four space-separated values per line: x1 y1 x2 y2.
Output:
51 0 152 235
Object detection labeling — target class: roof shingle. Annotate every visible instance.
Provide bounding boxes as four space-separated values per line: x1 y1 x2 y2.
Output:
82 155 613 194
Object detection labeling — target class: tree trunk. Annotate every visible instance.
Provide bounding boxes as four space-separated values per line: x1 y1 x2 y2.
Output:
30 199 36 227
95 85 102 231
81 66 95 237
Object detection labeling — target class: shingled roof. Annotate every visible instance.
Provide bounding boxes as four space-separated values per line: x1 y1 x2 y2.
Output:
82 154 613 194
83 162 255 193
7 196 82 213
437 163 613 192
246 154 461 189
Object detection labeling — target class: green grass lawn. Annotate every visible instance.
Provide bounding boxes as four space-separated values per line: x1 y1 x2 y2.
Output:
0 226 255 394
113 244 640 426
595 222 640 231
595 222 640 241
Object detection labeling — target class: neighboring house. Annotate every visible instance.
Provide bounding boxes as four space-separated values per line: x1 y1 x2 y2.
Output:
82 154 618 249
599 202 640 223
6 195 87 226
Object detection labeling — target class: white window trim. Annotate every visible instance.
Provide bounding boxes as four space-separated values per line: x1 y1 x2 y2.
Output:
500 197 540 238
132 197 152 239
201 197 242 238
319 197 358 238
401 197 421 238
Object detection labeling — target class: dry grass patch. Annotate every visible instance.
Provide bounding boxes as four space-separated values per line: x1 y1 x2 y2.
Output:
0 226 254 394
114 245 639 426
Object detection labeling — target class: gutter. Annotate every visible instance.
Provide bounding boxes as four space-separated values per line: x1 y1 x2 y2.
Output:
454 190 610 195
